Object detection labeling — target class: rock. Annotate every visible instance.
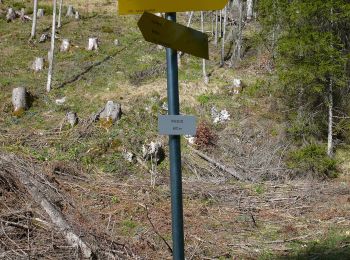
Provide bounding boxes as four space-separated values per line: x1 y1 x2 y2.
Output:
113 39 120 46
142 141 165 164
6 8 16 22
184 135 195 144
66 5 74 17
32 57 44 72
99 101 122 123
37 8 44 18
66 112 78 127
55 97 66 105
60 39 70 52
161 102 168 111
123 150 135 163
211 106 231 124
39 33 50 43
87 37 99 51
74 11 80 20
12 87 28 113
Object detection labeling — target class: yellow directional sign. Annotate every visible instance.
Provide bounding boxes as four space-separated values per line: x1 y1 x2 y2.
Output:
138 12 209 60
119 0 228 15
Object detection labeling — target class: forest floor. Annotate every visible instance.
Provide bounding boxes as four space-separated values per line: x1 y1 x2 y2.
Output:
0 0 350 259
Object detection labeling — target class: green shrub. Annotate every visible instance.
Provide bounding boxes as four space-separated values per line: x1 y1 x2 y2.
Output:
196 94 211 105
287 144 338 177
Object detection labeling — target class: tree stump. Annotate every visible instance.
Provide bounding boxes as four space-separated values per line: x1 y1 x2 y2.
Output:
66 112 78 127
12 87 28 114
232 78 243 94
87 37 98 51
37 8 44 18
39 33 50 43
99 101 122 123
113 39 120 46
142 141 165 164
60 39 70 52
66 5 74 17
74 11 80 20
32 57 44 72
6 8 16 22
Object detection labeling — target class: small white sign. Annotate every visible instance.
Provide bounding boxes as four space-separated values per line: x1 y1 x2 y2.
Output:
158 115 196 136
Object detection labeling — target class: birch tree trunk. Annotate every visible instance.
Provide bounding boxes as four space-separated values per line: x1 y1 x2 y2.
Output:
30 0 38 39
47 0 57 93
201 12 209 84
327 78 334 157
57 0 63 28
214 10 218 46
247 0 253 21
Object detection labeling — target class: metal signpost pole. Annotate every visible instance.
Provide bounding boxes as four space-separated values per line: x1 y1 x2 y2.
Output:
165 12 185 260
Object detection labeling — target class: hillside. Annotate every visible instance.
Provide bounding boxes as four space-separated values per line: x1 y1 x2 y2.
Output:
0 0 349 259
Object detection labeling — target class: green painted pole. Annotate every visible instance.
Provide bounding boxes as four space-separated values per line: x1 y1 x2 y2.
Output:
165 12 185 260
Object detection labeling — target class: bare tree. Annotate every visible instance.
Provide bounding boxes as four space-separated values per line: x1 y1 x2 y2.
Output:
220 5 227 66
214 10 218 46
30 0 38 39
247 0 253 20
57 0 63 28
47 0 57 92
201 12 209 84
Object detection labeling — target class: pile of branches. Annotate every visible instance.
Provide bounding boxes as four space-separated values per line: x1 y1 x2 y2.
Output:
0 153 137 259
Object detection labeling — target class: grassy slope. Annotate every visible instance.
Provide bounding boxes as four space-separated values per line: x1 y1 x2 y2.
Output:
0 1 349 259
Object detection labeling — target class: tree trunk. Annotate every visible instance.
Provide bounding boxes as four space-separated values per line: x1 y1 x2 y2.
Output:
327 78 334 157
30 0 38 38
57 0 63 28
214 10 218 46
220 5 227 67
247 0 253 21
201 12 209 84
47 0 57 93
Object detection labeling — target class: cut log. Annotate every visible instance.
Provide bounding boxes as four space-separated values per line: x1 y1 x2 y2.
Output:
113 39 120 46
99 101 122 122
189 146 249 181
66 5 74 17
87 37 98 51
32 57 44 72
37 8 44 18
18 8 31 21
0 154 93 259
12 87 28 113
6 8 16 22
74 11 79 20
66 111 78 127
60 38 70 52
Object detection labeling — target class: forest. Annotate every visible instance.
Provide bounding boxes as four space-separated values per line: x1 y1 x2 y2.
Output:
0 0 349 259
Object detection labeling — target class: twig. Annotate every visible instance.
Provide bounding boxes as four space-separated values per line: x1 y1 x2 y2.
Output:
139 203 173 254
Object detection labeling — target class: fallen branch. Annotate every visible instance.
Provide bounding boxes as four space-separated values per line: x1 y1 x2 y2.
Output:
0 154 93 259
188 146 250 181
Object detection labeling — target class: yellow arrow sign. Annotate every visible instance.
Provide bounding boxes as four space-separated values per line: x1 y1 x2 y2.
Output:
138 12 209 60
119 0 228 15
